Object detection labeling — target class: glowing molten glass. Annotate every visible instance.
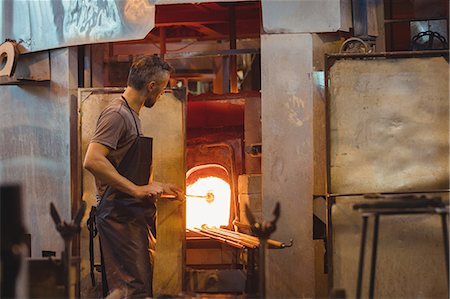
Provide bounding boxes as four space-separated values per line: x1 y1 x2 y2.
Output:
186 176 231 229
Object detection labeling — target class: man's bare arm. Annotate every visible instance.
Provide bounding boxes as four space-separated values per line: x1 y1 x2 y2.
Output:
83 142 163 199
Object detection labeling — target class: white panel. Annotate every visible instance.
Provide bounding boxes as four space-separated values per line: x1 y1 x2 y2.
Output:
261 33 315 298
262 0 351 33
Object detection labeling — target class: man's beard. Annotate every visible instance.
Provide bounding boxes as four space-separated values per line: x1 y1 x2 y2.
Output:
144 98 156 108
144 94 157 108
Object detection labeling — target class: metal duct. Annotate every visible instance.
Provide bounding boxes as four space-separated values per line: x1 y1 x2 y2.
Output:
351 0 379 38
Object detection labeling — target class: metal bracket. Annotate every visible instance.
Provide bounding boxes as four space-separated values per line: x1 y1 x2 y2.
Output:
0 45 50 85
0 41 18 77
245 143 262 157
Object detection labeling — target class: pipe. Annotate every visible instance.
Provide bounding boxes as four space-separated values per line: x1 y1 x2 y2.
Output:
352 0 369 38
159 27 166 59
229 4 238 93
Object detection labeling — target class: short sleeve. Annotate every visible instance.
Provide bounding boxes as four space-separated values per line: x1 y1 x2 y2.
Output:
90 110 126 150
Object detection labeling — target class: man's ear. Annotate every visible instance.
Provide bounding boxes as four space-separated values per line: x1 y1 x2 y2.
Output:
147 81 156 91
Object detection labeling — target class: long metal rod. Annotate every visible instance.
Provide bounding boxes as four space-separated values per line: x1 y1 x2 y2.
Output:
384 17 448 24
207 227 289 248
194 227 256 248
209 227 260 244
369 214 380 299
192 226 288 250
190 228 247 249
356 216 369 298
357 208 448 216
328 189 450 198
326 195 334 290
441 213 449 283
246 249 257 294
259 239 267 299
64 239 72 299
208 227 256 243
324 53 336 290
164 48 260 59
202 228 256 248
326 50 448 61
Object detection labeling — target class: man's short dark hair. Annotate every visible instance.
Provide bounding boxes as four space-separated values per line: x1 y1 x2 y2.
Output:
127 54 174 90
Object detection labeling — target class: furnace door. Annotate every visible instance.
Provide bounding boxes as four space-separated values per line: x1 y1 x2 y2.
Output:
78 88 186 297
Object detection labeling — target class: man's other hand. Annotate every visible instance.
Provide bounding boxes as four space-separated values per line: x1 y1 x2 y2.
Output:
133 182 164 200
162 183 184 201
132 182 183 201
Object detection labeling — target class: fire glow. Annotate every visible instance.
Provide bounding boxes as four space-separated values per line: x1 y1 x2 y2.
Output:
186 176 231 229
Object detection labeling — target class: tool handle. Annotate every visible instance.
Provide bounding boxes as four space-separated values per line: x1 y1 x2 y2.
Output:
160 194 177 199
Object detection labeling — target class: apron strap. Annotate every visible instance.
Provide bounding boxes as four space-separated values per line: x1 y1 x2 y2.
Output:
99 95 142 202
99 237 110 297
87 206 98 287
121 95 140 136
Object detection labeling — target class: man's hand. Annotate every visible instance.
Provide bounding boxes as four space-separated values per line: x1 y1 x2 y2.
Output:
163 183 184 202
132 182 183 201
132 182 164 200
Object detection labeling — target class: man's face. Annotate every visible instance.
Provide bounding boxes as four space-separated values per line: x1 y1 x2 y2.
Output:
144 72 170 108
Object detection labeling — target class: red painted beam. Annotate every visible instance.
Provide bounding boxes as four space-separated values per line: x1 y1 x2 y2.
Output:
155 3 260 27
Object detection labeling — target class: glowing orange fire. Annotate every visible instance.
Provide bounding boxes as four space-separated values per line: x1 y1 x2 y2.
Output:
186 176 231 229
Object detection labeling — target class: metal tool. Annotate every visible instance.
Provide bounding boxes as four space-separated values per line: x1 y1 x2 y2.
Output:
50 200 86 299
245 202 292 299
187 191 215 203
161 192 215 203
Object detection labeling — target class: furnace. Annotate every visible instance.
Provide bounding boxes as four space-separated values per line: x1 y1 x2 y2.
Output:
186 164 231 229
184 93 255 294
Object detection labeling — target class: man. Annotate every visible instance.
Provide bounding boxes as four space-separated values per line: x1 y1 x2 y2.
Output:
84 55 182 298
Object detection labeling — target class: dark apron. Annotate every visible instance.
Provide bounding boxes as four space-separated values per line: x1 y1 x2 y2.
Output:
96 98 156 298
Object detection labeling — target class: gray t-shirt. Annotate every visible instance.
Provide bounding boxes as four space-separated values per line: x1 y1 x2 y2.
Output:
90 97 143 197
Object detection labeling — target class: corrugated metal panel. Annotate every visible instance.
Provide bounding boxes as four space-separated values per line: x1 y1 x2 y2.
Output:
0 48 74 257
0 0 155 53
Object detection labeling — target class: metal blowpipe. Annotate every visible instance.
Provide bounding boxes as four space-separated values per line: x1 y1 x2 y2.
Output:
187 191 215 203
160 191 215 203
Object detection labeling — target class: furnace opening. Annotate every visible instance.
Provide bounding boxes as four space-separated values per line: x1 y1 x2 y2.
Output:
186 164 231 229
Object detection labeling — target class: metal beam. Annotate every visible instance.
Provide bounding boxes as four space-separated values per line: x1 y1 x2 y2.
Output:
192 24 223 37
164 48 260 59
156 4 260 27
